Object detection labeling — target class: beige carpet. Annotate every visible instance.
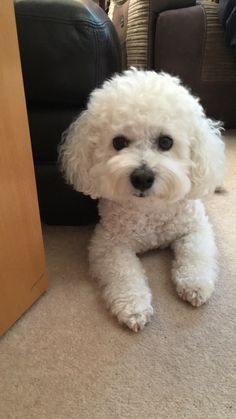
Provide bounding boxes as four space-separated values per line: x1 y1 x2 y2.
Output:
1 132 236 419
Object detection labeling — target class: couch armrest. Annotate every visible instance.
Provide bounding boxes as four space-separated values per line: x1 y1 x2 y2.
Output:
154 4 205 88
15 0 121 107
148 0 197 67
109 0 197 69
150 0 196 15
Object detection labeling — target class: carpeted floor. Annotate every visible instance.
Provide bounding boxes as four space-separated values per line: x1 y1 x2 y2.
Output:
0 132 236 419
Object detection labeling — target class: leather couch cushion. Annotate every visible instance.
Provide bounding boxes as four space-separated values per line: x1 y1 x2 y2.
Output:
35 163 98 225
15 0 121 107
28 107 79 162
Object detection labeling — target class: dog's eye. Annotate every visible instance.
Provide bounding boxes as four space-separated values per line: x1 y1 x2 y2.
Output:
158 135 173 151
113 136 129 151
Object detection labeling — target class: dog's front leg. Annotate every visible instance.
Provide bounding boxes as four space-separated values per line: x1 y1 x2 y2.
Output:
89 225 153 332
171 220 218 307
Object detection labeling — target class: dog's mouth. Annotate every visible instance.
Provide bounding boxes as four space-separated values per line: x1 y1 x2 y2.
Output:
133 191 148 198
138 192 146 198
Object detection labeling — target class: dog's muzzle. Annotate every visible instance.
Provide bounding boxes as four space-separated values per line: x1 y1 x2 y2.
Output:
130 166 155 192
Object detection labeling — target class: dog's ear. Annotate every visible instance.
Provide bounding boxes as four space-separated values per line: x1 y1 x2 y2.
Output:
58 110 97 198
189 113 225 198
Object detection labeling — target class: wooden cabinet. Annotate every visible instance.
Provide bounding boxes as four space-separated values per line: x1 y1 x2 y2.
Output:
0 0 48 336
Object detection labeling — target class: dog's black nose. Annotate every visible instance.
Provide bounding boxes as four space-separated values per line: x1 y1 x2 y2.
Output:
130 167 155 191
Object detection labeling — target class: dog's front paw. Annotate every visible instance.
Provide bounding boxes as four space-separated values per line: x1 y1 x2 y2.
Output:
173 266 216 308
125 309 153 332
177 283 214 307
116 305 153 332
177 287 206 307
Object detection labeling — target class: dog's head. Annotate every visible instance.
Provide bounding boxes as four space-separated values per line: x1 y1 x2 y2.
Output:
59 69 224 204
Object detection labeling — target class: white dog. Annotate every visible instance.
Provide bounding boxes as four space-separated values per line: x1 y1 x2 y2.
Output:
59 69 225 332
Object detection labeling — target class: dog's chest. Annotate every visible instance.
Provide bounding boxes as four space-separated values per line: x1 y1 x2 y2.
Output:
99 199 198 253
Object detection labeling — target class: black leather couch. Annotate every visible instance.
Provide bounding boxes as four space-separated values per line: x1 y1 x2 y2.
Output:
15 0 121 225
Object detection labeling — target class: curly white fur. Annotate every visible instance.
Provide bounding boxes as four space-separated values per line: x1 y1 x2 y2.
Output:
59 69 225 332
